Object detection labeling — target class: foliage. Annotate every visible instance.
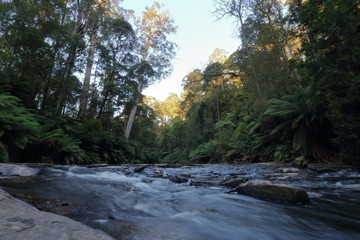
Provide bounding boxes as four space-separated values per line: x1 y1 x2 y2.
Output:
189 140 218 163
250 86 332 162
0 94 39 162
289 0 360 164
292 156 308 169
0 0 359 166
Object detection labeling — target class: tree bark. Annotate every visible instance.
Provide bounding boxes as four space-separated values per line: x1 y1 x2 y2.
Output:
125 82 143 139
55 0 87 114
97 90 109 119
78 33 97 118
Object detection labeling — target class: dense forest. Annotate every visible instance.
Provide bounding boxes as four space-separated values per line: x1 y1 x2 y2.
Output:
0 0 359 166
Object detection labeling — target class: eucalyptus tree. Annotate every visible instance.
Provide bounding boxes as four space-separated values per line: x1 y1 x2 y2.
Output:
145 93 183 126
96 17 137 120
78 0 126 118
39 0 74 111
124 1 177 139
181 70 204 113
214 0 298 102
52 0 89 114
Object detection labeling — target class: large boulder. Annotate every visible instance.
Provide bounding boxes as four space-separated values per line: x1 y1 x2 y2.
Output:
0 188 114 240
233 180 310 204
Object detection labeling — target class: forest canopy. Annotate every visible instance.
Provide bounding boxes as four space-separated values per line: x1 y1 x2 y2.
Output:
0 0 359 166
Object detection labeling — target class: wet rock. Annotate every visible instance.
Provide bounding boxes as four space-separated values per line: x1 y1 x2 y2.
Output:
342 184 360 191
268 173 300 181
134 165 148 174
0 164 39 177
221 178 248 188
140 178 153 184
168 175 188 183
86 164 108 168
122 168 131 175
189 178 221 187
0 188 114 240
307 164 344 173
148 167 166 178
278 167 301 173
179 173 192 178
233 180 310 204
157 164 183 168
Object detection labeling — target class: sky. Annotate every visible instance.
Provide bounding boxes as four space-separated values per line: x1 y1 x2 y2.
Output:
122 0 240 101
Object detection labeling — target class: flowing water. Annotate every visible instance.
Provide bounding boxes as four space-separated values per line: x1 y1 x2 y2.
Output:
1 164 360 240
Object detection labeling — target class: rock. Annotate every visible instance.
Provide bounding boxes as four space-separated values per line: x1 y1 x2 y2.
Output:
233 180 310 204
342 184 360 191
0 164 39 177
278 167 301 173
268 173 300 181
157 164 182 168
86 164 108 168
122 168 131 175
0 188 114 240
307 164 344 173
134 165 148 173
189 178 221 187
179 173 192 178
168 175 188 183
221 178 248 188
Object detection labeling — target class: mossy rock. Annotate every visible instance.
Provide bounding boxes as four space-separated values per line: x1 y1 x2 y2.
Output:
234 180 310 204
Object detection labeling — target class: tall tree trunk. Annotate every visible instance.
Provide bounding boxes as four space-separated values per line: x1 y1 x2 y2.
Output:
55 0 88 114
125 82 143 139
216 96 220 122
97 90 109 119
55 43 78 113
235 1 261 94
41 34 62 110
78 33 97 118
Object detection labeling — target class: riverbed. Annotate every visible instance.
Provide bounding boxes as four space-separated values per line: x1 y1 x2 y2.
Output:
1 163 359 240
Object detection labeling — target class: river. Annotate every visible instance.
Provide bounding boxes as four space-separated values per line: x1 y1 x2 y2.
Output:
0 163 360 240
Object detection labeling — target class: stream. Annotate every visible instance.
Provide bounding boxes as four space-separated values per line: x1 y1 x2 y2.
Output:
1 163 360 240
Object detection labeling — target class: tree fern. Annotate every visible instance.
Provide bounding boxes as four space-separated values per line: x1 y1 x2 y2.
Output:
0 94 39 162
252 87 331 161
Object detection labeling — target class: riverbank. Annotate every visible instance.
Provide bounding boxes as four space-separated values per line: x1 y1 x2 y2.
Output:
0 163 114 240
0 188 114 240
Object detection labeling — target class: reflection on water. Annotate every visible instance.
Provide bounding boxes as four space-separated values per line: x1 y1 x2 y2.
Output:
1 164 360 240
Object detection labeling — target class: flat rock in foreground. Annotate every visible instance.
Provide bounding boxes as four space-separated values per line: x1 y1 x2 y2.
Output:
234 180 310 204
0 188 114 240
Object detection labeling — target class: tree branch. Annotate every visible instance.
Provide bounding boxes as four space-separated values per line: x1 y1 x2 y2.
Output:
203 72 240 78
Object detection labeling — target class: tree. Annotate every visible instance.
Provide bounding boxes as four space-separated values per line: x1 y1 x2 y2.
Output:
145 93 184 125
78 0 127 118
0 0 64 109
289 0 360 163
181 70 204 112
53 0 89 114
124 1 177 139
252 86 332 162
208 48 228 64
95 17 137 119
214 0 299 103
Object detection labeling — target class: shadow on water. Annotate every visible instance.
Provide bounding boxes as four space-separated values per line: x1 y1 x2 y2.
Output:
1 164 360 240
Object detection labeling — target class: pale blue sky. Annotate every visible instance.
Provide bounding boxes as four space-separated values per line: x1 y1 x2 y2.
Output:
122 0 240 101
